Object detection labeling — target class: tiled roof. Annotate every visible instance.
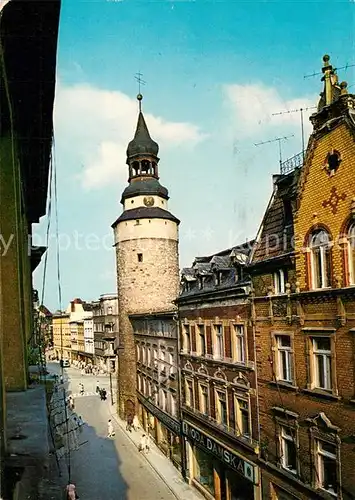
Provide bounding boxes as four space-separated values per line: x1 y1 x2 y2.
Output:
251 170 300 265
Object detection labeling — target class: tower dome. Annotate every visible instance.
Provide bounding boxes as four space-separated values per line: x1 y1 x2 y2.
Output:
126 111 159 158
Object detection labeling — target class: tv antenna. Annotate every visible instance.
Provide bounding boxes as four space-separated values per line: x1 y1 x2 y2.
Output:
304 62 355 79
272 107 316 161
255 135 294 171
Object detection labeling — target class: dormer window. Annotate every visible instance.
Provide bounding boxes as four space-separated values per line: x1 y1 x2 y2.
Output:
198 277 204 290
215 271 221 286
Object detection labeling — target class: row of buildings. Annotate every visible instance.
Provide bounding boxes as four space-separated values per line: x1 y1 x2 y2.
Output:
112 57 355 500
0 1 62 498
51 294 119 373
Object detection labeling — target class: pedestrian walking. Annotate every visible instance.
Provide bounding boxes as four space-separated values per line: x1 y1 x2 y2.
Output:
66 483 79 499
139 434 149 454
79 383 84 395
100 388 107 401
96 382 100 393
133 414 139 431
126 413 133 432
59 374 64 384
107 419 115 438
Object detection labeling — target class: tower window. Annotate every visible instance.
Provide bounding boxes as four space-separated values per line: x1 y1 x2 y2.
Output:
137 253 143 262
135 220 141 225
131 200 134 204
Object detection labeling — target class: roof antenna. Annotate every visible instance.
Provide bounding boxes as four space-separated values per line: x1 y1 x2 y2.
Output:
272 107 316 162
134 71 146 111
255 135 294 172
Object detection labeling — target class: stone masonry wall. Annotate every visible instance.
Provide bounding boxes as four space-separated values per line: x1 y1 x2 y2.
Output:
116 236 179 418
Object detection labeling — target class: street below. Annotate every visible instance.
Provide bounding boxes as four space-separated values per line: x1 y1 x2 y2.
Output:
48 362 175 500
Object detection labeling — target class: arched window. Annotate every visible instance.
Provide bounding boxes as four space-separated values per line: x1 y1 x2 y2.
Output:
141 160 150 174
132 161 140 176
348 223 355 285
310 230 331 289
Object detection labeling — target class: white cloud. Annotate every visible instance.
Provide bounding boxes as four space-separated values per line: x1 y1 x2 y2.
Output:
224 82 317 138
54 82 205 190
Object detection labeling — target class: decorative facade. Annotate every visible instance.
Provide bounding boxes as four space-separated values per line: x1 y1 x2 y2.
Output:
112 94 180 419
93 293 119 372
133 312 182 468
250 55 355 499
178 244 262 500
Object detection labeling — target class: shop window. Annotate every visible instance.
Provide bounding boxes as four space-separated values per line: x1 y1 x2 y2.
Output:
312 337 332 391
215 389 228 426
213 324 224 360
197 325 206 356
273 269 286 294
198 383 209 415
309 230 331 289
275 335 294 384
279 426 297 474
316 440 338 494
232 324 245 363
194 448 215 495
185 379 194 407
235 397 250 437
137 252 143 262
348 222 355 285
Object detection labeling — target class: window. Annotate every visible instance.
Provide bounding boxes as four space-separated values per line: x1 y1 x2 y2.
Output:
274 269 286 294
194 448 215 495
280 426 297 474
199 384 209 415
348 223 355 285
215 272 221 285
185 379 194 407
107 306 112 314
310 230 331 289
154 385 158 405
171 395 177 417
214 325 224 359
276 335 293 383
141 346 146 364
183 325 191 353
137 253 143 262
147 347 151 366
168 352 174 375
233 325 245 363
215 389 228 425
313 337 332 390
160 390 167 411
316 440 338 494
153 348 158 368
235 398 250 437
197 325 206 356
136 344 140 362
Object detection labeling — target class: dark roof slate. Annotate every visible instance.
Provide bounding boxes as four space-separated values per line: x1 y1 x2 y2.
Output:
121 179 169 203
112 207 180 227
251 170 300 265
127 112 159 158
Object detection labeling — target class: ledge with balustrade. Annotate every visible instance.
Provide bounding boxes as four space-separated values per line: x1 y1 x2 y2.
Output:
180 350 255 371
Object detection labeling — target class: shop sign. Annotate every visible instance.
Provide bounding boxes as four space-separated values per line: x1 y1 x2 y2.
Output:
138 394 181 434
182 421 257 484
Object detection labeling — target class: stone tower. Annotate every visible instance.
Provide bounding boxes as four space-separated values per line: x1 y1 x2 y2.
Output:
112 94 180 419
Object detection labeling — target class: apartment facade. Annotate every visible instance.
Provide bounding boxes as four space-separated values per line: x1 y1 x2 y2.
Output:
250 56 355 499
52 311 71 360
178 244 261 500
93 294 119 372
133 312 182 469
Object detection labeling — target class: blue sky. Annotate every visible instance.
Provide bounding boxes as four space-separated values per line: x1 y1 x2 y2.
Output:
34 0 355 311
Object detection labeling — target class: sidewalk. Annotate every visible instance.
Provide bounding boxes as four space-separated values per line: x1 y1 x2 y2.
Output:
108 403 203 500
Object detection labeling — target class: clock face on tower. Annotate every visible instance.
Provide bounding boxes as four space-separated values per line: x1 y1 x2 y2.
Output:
143 196 155 207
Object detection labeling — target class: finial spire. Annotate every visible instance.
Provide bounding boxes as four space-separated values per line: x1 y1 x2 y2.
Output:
321 54 338 106
135 72 146 111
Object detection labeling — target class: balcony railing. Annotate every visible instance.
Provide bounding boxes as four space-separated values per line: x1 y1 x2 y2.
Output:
280 151 304 175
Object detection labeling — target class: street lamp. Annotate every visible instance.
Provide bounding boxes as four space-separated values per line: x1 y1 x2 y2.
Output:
109 368 114 406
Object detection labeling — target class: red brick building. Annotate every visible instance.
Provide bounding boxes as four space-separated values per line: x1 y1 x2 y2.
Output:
249 55 355 499
178 243 262 500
